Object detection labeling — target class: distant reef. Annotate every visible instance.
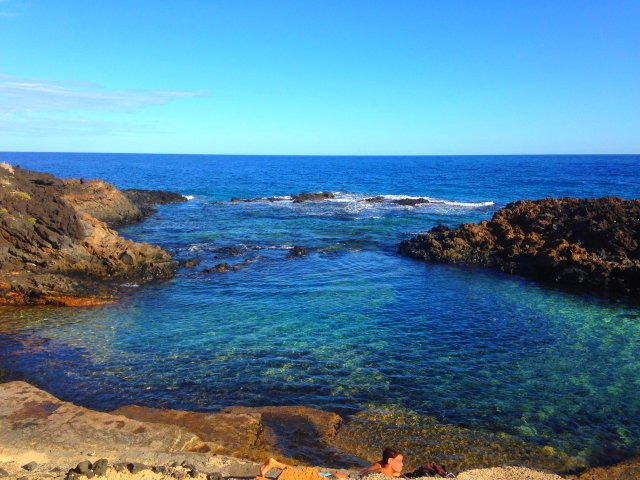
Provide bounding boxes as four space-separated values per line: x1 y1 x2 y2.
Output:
229 192 439 206
398 197 640 298
0 163 186 306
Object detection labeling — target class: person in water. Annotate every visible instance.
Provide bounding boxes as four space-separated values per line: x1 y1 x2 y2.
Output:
257 447 404 480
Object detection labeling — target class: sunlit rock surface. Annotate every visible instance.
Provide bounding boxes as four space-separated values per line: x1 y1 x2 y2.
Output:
399 197 640 298
0 165 177 305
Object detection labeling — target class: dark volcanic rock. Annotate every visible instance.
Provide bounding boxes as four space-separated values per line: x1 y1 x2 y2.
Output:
392 197 430 206
123 189 187 206
179 258 201 268
214 246 244 257
204 263 232 274
231 192 335 203
0 164 176 306
291 192 335 203
123 189 187 219
398 197 640 298
287 246 308 258
363 196 385 203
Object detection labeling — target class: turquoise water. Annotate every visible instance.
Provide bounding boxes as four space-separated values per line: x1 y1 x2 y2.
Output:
0 153 639 464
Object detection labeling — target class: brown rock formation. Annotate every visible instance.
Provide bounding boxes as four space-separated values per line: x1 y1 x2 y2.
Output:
0 381 208 455
572 456 640 480
0 165 176 306
112 405 264 459
4 381 637 478
398 197 640 298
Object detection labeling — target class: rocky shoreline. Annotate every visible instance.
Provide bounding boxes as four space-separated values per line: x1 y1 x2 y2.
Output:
0 164 186 306
398 197 640 299
0 381 638 480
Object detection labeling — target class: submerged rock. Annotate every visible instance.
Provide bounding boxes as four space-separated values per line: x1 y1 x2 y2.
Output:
214 246 245 257
204 263 232 274
0 165 177 306
398 197 640 298
179 258 202 268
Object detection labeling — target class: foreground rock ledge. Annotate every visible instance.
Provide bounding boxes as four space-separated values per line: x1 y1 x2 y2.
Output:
0 381 637 479
398 197 640 298
0 164 182 306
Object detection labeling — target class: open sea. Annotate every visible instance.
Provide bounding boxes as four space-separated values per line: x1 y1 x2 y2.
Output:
1 153 639 465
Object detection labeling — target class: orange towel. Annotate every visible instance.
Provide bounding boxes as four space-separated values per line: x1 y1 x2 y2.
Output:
278 467 323 480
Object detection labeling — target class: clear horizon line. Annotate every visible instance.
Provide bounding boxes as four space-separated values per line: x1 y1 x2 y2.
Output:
1 150 638 157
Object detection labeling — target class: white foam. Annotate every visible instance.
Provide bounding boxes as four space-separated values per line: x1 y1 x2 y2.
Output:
439 200 495 207
232 190 494 212
184 195 195 200
263 244 293 250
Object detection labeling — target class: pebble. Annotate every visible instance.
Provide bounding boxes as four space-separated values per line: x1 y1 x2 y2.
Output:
22 461 38 471
113 463 129 473
128 462 147 474
74 460 92 475
92 458 109 476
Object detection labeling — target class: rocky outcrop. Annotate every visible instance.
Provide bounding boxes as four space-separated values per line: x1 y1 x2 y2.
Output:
111 405 265 459
0 165 177 306
0 380 208 455
287 246 308 258
61 178 144 226
122 189 188 218
390 197 431 206
291 192 335 203
230 192 335 203
398 197 640 298
0 381 261 479
229 192 436 206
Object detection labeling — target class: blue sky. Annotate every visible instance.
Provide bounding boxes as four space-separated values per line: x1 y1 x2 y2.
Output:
0 0 638 154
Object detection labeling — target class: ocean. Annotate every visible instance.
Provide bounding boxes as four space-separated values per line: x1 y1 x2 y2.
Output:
0 153 639 464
